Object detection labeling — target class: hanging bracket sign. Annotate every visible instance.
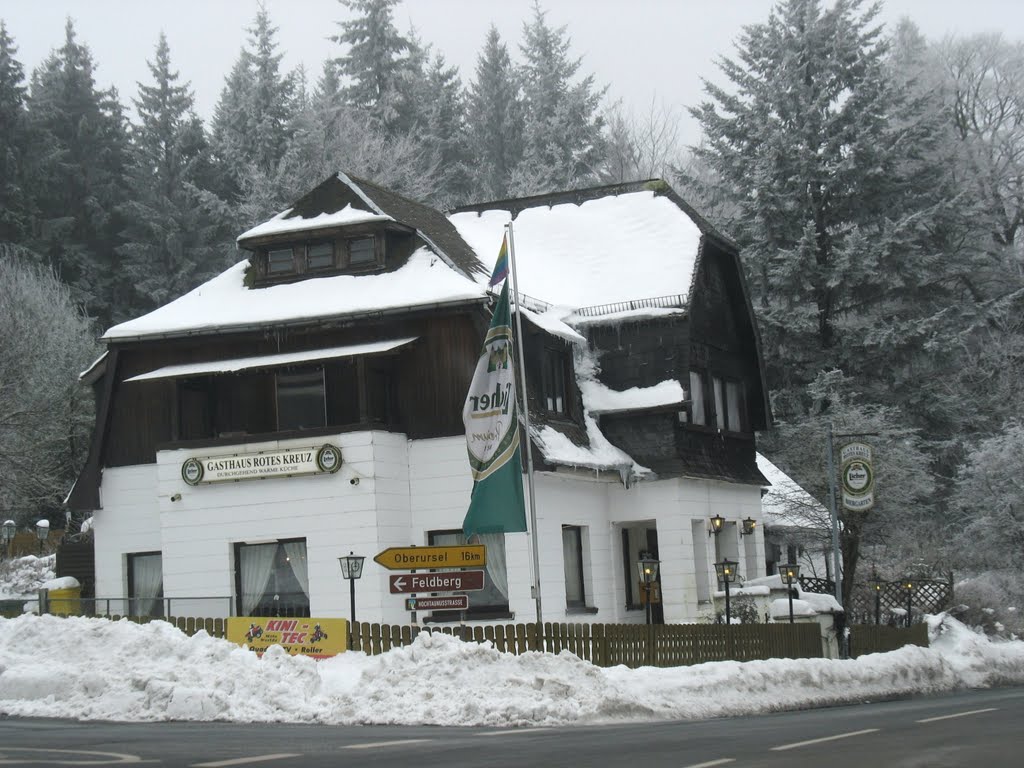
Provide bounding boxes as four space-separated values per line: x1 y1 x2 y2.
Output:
840 442 874 511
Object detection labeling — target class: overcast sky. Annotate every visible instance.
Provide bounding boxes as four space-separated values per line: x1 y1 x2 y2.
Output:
1 0 1019 147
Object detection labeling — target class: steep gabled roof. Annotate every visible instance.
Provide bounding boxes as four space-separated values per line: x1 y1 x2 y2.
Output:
237 173 487 282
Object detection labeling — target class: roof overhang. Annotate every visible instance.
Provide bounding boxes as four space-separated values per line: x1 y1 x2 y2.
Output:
123 337 417 382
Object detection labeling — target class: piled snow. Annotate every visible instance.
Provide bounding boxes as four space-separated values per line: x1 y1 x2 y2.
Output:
0 555 55 600
1 613 1022 725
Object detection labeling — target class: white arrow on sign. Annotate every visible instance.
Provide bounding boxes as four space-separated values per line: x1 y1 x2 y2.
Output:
392 576 407 591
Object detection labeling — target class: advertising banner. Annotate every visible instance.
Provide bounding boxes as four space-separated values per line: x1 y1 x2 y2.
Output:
227 617 348 659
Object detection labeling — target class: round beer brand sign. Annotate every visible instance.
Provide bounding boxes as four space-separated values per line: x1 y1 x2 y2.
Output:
181 458 204 486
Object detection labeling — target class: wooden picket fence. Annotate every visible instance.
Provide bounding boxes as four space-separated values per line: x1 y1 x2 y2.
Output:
349 620 824 668
16 613 927 665
849 623 929 657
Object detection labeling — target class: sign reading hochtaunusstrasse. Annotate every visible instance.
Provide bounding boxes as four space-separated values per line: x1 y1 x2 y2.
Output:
840 442 875 511
373 545 486 570
181 444 342 485
389 570 486 594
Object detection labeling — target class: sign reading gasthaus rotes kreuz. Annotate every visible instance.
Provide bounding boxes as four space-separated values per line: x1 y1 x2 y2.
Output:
181 444 342 486
840 442 874 511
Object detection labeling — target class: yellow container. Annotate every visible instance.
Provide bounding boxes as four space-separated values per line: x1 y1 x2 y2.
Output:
48 586 82 616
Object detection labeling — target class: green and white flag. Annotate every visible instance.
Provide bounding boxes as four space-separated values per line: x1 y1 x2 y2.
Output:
462 281 527 537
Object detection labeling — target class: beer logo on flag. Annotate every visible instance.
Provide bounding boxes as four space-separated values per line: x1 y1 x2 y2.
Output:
463 314 518 483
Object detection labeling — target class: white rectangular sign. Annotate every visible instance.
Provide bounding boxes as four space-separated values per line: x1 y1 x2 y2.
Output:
181 444 342 485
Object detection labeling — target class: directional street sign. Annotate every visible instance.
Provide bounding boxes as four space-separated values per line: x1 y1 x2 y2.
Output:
388 570 486 594
405 595 470 611
373 545 486 570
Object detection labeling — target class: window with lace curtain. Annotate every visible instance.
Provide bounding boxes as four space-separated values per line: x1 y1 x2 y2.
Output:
127 552 163 618
234 539 310 617
425 530 510 621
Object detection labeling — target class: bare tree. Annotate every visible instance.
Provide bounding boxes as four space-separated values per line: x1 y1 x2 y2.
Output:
600 98 690 183
0 246 99 529
939 33 1024 278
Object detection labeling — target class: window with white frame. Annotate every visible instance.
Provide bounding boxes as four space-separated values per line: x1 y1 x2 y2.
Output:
235 539 309 617
562 525 587 608
427 530 509 618
128 551 163 618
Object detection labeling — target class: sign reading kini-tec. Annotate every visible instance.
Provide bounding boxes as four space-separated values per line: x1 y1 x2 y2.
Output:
226 617 348 659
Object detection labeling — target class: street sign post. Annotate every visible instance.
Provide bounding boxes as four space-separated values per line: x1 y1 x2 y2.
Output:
388 570 486 594
405 595 470 611
373 545 486 570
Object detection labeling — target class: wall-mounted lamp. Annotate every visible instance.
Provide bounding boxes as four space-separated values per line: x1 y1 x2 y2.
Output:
740 517 757 536
170 493 182 502
708 514 725 537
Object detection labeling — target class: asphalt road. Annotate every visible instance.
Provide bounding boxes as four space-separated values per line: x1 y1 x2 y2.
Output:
1 686 1021 767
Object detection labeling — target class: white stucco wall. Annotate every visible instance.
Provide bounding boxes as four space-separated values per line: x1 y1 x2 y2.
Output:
92 432 766 625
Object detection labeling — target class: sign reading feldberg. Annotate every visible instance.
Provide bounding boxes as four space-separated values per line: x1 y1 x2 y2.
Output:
181 444 342 486
840 442 874 511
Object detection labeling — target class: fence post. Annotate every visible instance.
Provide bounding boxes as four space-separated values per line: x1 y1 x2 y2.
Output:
37 588 49 615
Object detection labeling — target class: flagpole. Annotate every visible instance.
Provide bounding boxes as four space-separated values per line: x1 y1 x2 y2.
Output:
505 221 543 626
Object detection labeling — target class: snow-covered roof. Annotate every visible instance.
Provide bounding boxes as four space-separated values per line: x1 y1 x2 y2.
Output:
123 338 418 382
103 250 486 341
581 379 686 415
449 190 702 309
236 204 392 241
757 453 828 530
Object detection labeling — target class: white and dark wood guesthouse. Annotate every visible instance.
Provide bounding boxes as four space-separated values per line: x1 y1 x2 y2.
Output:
68 173 773 625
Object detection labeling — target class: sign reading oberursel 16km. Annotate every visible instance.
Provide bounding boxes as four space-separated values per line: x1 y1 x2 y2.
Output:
840 442 875 511
372 544 486 570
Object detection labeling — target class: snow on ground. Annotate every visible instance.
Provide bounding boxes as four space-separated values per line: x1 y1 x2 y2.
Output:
0 612 1022 726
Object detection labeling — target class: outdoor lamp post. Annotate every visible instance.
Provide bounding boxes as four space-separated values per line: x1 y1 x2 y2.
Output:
714 557 738 624
709 514 725 537
636 556 661 625
779 562 801 624
1 519 15 558
740 517 757 536
339 552 365 642
902 579 915 628
35 519 49 554
868 572 886 625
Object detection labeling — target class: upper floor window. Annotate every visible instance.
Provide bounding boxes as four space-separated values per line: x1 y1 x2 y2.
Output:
689 370 706 426
267 248 295 275
277 367 326 431
713 376 726 430
726 380 744 432
306 242 334 270
689 371 746 432
542 347 568 414
348 237 375 266
259 235 382 281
